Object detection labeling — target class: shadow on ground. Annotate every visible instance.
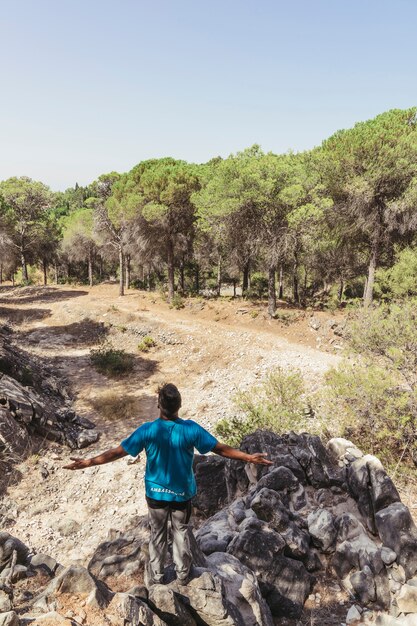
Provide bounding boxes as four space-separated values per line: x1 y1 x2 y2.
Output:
0 306 52 325
17 318 109 348
0 286 89 304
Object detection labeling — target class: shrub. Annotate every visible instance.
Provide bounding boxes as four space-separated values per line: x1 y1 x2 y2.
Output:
375 247 417 300
214 367 308 447
272 310 298 325
90 392 141 421
320 361 415 466
90 342 134 376
138 336 156 352
170 294 185 310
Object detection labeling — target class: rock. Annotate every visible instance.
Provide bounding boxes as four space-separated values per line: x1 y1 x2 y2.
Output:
348 457 377 534
0 592 11 613
255 467 299 494
56 519 81 537
346 604 362 624
205 552 274 626
76 430 99 448
375 503 417 578
288 433 344 488
88 517 149 579
391 565 406 584
0 532 30 570
381 547 397 566
175 570 246 625
34 565 110 610
0 564 29 583
0 612 19 626
367 455 401 513
350 567 376 604
197 510 236 555
193 455 228 517
29 553 59 576
0 375 35 422
26 612 74 624
0 407 30 457
309 317 321 330
147 585 197 626
396 584 417 613
308 508 337 552
107 592 169 625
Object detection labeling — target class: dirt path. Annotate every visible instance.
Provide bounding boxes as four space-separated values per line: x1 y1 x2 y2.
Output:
1 284 341 565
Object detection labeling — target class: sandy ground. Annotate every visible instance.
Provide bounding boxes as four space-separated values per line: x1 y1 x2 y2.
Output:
0 284 342 566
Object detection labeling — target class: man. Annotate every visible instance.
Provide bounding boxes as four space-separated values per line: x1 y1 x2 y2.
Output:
64 383 272 585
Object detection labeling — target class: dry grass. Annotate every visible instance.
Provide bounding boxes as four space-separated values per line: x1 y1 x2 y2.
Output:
90 391 142 421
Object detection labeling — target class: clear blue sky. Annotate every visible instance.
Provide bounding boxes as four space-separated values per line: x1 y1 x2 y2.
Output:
1 0 416 190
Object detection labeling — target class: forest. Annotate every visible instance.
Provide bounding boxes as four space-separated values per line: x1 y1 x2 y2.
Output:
1 107 417 316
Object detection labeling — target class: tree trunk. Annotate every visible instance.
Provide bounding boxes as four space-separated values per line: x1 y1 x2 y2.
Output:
54 263 58 284
268 265 276 317
195 264 200 294
88 252 93 288
233 279 236 298
125 254 131 290
0 264 3 285
119 247 125 296
12 272 15 287
99 257 103 281
179 257 185 294
293 256 299 303
364 244 378 307
147 266 152 291
21 252 28 283
43 260 47 286
217 256 222 296
242 261 250 295
167 240 175 302
278 265 283 299
338 278 344 302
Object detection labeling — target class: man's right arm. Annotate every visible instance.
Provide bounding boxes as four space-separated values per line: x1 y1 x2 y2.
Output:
213 442 273 465
63 445 128 470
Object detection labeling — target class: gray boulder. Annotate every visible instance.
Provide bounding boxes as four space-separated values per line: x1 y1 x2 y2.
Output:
107 592 168 625
308 508 337 553
148 585 197 626
375 503 417 578
0 407 30 458
193 455 228 517
34 565 110 610
0 613 19 626
0 532 29 571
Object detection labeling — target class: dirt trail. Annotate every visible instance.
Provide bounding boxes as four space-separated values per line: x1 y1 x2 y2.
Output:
0 284 341 565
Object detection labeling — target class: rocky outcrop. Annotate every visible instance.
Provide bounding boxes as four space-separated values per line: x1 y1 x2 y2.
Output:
0 327 99 483
2 431 417 624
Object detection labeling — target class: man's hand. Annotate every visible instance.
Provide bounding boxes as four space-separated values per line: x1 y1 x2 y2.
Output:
213 442 273 465
246 452 273 466
63 457 92 470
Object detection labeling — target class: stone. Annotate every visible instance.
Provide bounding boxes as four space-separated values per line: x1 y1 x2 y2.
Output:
57 519 81 537
147 585 197 626
0 564 29 583
27 612 74 624
308 508 337 552
29 553 59 576
350 568 376 604
197 509 236 555
348 457 377 534
381 547 397 566
367 455 401 513
391 565 406 584
0 613 19 626
107 592 169 625
193 455 228 517
205 552 274 626
0 592 11 613
34 565 110 610
396 585 417 613
0 532 30 570
346 604 362 624
255 467 299 494
375 503 417 578
0 407 30 457
76 429 99 448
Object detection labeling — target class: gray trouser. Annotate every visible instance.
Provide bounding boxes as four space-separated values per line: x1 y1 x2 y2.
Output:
147 499 192 582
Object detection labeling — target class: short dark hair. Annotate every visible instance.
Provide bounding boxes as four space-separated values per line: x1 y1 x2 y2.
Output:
158 383 181 417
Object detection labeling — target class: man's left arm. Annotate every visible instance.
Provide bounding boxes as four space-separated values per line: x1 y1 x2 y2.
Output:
213 442 273 465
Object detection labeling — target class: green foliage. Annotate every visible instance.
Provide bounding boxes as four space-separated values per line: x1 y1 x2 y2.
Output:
321 362 415 465
170 294 185 309
90 343 134 376
137 336 156 352
272 310 298 324
214 367 307 447
375 247 417 299
247 272 268 298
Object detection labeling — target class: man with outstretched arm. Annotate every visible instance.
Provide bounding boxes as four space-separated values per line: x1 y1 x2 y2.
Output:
64 383 273 585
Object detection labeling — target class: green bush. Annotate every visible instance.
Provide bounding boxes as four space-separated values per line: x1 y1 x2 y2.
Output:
320 361 415 466
170 294 185 309
138 336 156 352
214 367 308 447
90 343 134 376
375 247 417 300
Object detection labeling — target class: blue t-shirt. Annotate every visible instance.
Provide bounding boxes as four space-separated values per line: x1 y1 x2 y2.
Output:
121 418 218 502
